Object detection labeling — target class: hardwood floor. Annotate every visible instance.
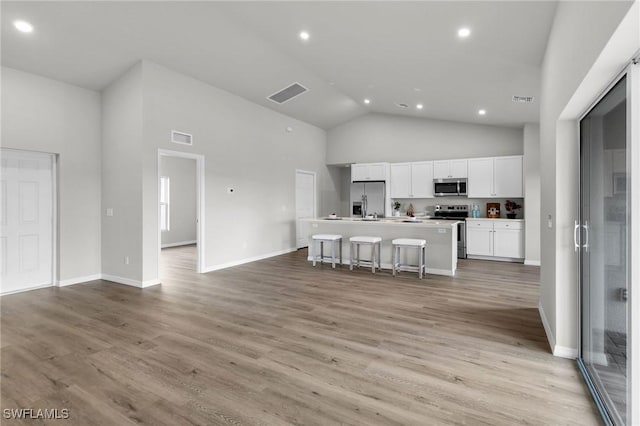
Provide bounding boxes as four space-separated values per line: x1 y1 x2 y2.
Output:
1 245 599 425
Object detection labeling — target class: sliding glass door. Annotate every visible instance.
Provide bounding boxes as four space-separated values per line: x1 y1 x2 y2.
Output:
579 75 629 424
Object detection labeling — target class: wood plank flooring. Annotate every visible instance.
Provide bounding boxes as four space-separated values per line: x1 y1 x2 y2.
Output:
1 245 599 425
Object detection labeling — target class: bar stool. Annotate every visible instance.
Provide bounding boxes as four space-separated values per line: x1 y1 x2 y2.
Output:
311 234 343 268
391 238 427 279
349 236 382 273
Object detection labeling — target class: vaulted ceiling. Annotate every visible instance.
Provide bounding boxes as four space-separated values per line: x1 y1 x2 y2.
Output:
2 1 558 129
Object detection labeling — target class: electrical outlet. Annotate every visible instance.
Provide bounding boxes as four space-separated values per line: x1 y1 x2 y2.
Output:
124 256 129 265
106 208 114 217
312 223 318 228
438 228 447 234
547 214 553 229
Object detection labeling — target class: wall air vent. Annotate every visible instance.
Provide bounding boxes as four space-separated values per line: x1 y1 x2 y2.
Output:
171 130 193 146
267 82 308 104
512 96 535 103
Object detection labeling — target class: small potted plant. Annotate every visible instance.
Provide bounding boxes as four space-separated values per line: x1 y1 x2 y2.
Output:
393 201 401 217
505 200 522 219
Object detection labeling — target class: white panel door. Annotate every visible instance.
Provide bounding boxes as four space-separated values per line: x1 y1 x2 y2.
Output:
390 163 411 198
494 156 523 197
350 164 369 181
367 163 387 181
468 158 495 197
411 161 434 198
295 171 316 249
0 149 54 294
493 229 524 258
466 221 494 256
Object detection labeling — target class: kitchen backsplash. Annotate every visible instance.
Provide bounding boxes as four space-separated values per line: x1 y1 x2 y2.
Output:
392 197 525 219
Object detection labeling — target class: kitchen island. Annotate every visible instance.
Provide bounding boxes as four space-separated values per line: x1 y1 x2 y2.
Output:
300 217 459 276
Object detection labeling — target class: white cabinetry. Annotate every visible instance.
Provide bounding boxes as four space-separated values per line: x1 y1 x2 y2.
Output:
466 219 524 261
494 156 523 197
433 159 468 179
467 155 523 198
351 163 389 182
390 161 434 198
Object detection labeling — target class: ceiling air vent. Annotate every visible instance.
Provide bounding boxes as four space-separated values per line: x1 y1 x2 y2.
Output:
512 96 535 103
171 130 193 146
267 82 308 104
395 102 409 109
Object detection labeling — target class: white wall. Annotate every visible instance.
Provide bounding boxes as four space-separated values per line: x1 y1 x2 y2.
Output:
539 0 634 356
523 123 540 264
326 113 523 165
159 156 197 247
1 67 102 284
140 61 339 281
101 63 144 284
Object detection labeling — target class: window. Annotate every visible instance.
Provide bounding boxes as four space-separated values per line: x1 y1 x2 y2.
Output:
160 176 170 231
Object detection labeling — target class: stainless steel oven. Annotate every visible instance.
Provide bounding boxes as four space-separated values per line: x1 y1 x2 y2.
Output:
431 205 468 258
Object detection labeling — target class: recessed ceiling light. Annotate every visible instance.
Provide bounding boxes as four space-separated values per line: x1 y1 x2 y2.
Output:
299 31 310 41
458 27 471 38
14 20 34 33
364 99 371 105
478 109 487 115
416 104 424 110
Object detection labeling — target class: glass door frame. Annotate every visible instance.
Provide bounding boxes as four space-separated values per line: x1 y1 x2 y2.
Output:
576 59 639 425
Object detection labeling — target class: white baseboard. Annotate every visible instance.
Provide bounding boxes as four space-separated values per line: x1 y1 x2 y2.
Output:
58 274 102 287
525 259 541 266
538 300 556 353
204 248 297 273
538 301 577 359
101 274 161 289
553 345 579 359
1 282 53 296
161 240 197 249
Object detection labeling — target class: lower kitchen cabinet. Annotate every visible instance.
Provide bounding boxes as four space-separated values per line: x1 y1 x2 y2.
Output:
466 219 524 261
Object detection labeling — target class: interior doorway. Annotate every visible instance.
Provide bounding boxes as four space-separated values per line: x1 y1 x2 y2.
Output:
295 170 316 249
0 148 56 295
157 149 205 276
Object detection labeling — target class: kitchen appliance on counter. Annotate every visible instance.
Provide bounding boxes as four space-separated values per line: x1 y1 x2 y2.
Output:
430 204 469 258
434 178 467 197
351 181 385 218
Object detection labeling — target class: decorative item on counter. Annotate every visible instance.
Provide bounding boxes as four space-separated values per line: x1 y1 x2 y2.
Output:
393 201 401 217
472 203 481 218
487 202 500 218
406 203 415 217
505 200 522 219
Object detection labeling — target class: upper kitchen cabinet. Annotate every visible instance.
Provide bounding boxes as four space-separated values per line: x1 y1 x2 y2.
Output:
494 156 523 197
351 163 389 182
468 155 523 198
390 161 434 198
433 159 468 179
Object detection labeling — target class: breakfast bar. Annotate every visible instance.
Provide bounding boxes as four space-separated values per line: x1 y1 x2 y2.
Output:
300 217 459 276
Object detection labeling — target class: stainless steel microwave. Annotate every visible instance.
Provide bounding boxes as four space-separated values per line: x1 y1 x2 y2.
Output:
434 178 468 197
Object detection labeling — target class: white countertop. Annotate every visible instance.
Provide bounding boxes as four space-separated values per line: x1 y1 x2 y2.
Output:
465 217 525 221
304 217 459 227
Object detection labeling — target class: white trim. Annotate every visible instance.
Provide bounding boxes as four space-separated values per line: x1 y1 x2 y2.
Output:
161 240 197 249
524 259 541 266
295 169 317 249
101 274 161 288
52 153 58 286
538 300 578 359
204 248 297 273
553 345 579 359
628 58 639 426
467 254 524 263
158 149 205 275
539 300 556 353
58 274 101 287
0 282 52 296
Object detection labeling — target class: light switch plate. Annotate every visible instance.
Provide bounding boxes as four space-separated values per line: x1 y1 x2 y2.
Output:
106 208 114 217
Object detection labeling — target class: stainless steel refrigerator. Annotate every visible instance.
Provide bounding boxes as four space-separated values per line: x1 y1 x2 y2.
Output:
350 181 385 217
